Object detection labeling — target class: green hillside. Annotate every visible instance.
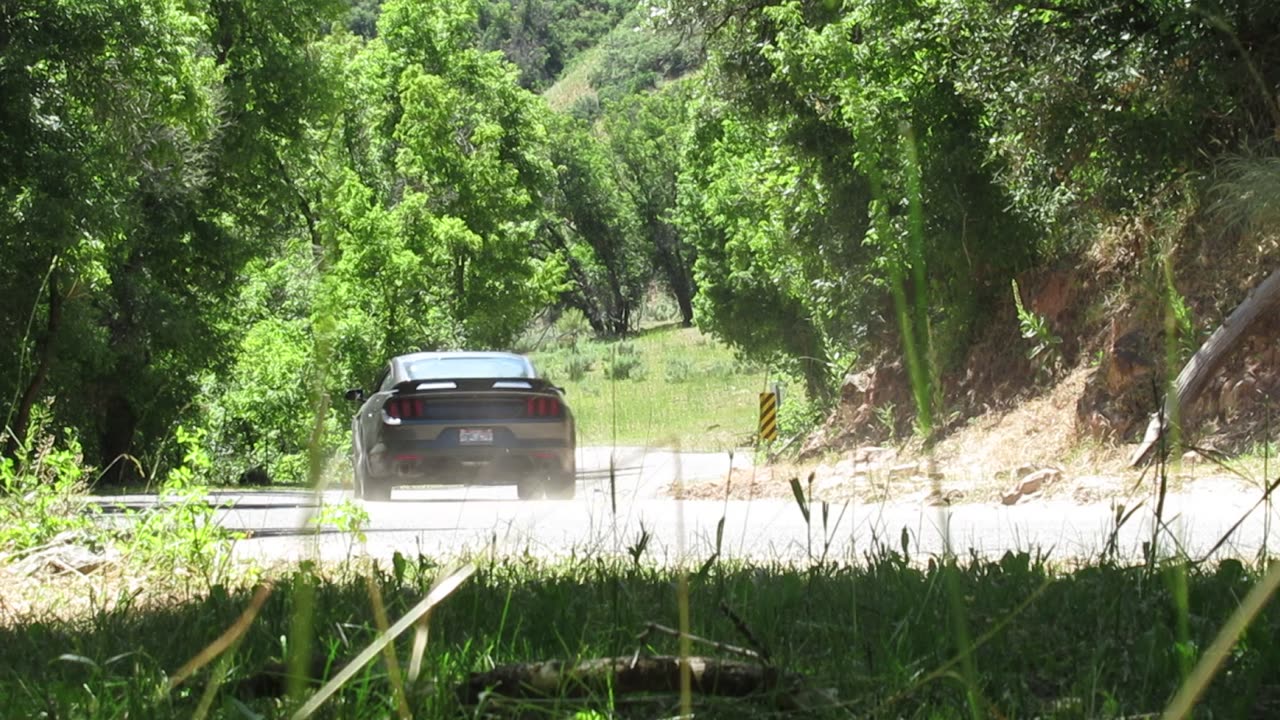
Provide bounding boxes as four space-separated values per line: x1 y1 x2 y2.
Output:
4 0 1279 486
543 3 701 118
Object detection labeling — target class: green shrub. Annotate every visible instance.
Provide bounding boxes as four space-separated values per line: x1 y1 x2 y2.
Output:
642 292 682 325
564 350 596 381
1011 279 1063 377
0 430 94 553
604 351 644 380
554 308 594 349
776 391 828 440
664 357 694 383
122 426 240 589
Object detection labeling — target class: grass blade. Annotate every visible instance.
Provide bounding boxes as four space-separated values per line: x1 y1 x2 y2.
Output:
365 571 411 720
166 583 274 692
1160 559 1280 720
291 563 476 720
788 477 810 524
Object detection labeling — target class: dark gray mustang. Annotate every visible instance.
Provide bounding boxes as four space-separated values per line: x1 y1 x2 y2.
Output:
345 352 576 501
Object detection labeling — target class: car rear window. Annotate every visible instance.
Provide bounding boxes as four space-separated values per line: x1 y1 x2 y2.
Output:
404 356 533 380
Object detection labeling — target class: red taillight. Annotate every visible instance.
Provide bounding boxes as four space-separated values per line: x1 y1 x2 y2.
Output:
526 396 561 418
385 397 425 420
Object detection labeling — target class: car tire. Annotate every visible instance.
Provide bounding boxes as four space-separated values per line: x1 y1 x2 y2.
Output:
353 452 368 499
516 475 543 500
363 480 392 502
355 455 393 502
544 472 575 500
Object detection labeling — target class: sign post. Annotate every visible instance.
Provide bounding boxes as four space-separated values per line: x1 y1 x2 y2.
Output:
758 391 779 443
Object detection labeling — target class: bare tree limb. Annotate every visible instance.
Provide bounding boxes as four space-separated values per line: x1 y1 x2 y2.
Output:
1130 267 1280 467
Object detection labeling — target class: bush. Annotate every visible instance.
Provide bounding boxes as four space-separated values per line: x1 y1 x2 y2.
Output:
0 430 94 553
554 308 594 349
641 291 682 326
604 348 644 380
564 350 596 381
0 423 241 591
664 357 694 383
776 393 828 441
121 426 241 589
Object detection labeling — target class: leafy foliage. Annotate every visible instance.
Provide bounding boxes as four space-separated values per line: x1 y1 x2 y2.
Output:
1011 279 1063 377
0 0 346 477
602 82 699 326
7 0 1280 478
659 0 1280 428
0 428 93 553
586 4 701 105
541 113 649 335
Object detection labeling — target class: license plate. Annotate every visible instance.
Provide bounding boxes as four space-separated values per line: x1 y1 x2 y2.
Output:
459 428 494 444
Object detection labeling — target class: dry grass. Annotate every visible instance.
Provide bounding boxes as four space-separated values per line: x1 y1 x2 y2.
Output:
543 47 600 111
671 366 1164 506
0 562 196 628
928 366 1122 480
668 464 793 501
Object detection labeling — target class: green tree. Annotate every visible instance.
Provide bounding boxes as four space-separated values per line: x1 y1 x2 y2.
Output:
541 114 649 335
674 103 850 400
602 82 699 326
2 0 221 467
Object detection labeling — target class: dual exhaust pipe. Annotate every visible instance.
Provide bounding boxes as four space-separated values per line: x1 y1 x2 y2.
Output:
387 453 560 478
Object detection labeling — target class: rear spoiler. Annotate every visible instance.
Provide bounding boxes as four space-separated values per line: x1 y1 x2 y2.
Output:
391 377 563 395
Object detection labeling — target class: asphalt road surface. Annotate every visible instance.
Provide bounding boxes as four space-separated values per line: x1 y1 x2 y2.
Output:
99 447 1280 565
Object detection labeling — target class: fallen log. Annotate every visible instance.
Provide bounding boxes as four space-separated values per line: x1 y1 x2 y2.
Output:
460 655 797 705
1130 267 1280 467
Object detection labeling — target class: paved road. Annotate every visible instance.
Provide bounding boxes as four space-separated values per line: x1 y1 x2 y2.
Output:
97 447 1280 565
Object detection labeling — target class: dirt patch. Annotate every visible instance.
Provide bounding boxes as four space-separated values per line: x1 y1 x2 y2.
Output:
928 366 1120 479
668 465 792 501
669 357 1278 507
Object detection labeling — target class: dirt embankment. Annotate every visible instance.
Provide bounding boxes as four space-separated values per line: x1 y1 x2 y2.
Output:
677 230 1280 507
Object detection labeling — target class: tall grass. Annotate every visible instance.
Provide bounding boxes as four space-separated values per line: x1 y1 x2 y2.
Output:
4 551 1280 718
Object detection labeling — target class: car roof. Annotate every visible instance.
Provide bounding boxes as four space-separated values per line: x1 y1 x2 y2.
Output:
392 351 529 364
390 351 535 381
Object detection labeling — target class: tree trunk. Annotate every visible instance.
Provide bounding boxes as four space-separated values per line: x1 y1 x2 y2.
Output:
1130 267 1280 467
99 393 139 484
670 245 695 327
676 288 695 328
543 222 606 333
5 271 63 459
453 255 466 308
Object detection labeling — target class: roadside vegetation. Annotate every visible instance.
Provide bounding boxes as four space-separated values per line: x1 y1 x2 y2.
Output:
5 1 1280 718
5 0 1279 487
1 423 247 588
4 540 1280 718
524 312 769 448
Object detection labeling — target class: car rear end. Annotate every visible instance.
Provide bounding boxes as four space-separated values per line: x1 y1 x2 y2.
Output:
366 378 575 497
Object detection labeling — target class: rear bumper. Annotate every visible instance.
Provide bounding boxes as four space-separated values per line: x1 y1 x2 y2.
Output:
368 425 574 483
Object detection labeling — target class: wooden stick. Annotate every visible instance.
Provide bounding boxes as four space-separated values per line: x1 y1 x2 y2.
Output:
638 622 763 661
461 655 794 704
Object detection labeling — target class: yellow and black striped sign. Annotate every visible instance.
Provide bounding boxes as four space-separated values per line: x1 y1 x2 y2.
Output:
758 391 778 442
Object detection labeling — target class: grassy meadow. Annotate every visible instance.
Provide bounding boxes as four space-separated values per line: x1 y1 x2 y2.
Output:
528 323 772 450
